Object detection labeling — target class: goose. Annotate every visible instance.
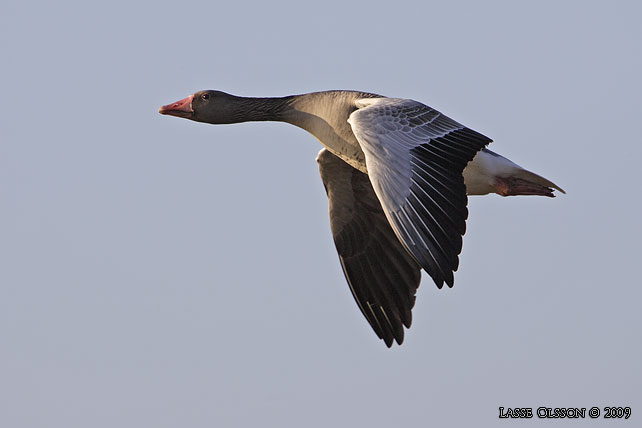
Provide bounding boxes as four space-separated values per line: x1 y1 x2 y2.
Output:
159 90 564 347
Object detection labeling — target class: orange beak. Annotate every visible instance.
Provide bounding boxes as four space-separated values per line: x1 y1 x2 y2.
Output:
158 94 194 118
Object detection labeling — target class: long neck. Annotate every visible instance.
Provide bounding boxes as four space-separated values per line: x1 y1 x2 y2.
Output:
228 96 295 123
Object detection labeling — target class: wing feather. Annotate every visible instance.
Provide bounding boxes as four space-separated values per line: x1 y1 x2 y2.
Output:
317 149 421 346
349 98 491 288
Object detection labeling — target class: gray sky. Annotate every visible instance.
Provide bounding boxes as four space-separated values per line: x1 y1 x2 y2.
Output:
2 0 640 427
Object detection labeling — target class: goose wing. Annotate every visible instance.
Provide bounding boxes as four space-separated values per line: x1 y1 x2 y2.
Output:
317 149 421 347
348 98 491 288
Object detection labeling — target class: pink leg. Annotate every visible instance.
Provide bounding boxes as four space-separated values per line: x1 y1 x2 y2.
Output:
494 177 555 197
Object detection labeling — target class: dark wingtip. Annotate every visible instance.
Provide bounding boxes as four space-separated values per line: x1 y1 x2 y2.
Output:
402 310 413 329
383 335 404 348
435 280 444 289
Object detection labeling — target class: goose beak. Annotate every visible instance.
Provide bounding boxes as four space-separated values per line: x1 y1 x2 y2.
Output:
158 94 194 118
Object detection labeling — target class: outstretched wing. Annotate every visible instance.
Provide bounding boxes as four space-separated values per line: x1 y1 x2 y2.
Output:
349 98 491 288
317 149 421 347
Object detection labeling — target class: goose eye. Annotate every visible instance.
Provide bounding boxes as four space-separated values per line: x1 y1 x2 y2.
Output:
201 93 210 101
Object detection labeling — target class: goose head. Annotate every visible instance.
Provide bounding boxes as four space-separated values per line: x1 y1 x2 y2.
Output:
159 90 257 124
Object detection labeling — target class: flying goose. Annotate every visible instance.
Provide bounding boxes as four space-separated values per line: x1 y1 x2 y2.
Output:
159 90 564 347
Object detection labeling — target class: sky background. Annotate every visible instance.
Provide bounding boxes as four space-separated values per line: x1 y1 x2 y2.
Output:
2 0 641 427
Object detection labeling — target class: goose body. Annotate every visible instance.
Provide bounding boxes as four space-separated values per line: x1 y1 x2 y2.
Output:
159 90 564 347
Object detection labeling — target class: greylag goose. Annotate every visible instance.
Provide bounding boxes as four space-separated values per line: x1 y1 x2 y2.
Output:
159 90 564 347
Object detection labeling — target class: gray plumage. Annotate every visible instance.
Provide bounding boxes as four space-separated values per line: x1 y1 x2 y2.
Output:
159 89 564 347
